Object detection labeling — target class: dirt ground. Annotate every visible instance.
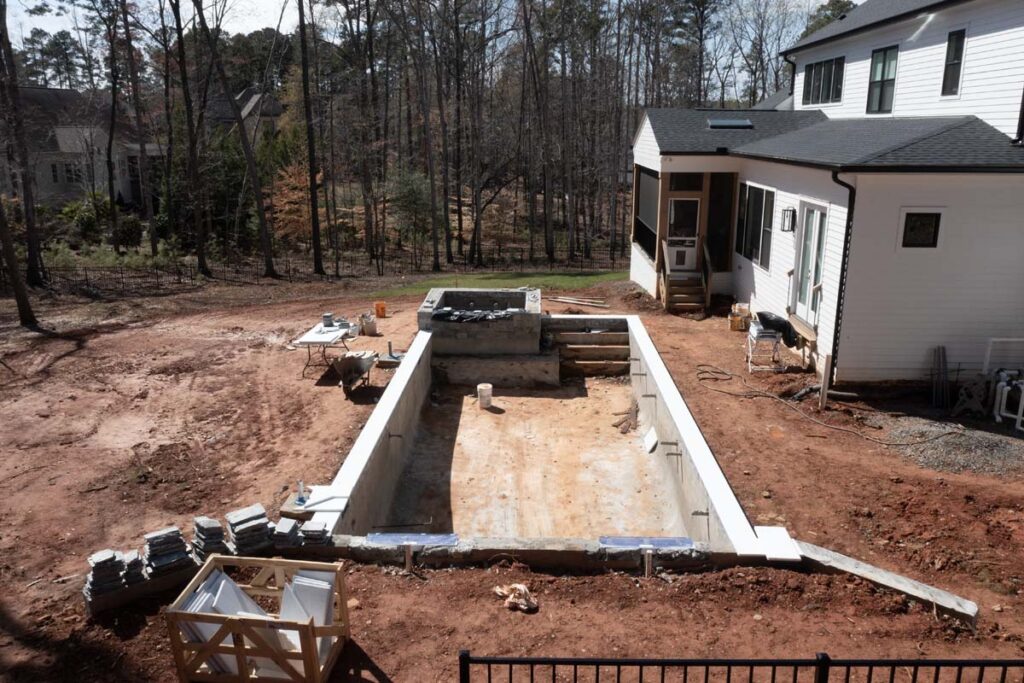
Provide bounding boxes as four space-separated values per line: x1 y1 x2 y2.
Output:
387 379 686 538
0 277 1022 682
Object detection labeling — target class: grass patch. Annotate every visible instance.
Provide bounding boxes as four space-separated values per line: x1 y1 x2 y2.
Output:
370 270 628 298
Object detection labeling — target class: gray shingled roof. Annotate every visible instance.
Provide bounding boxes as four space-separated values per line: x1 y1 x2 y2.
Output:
733 116 1024 170
751 90 794 111
782 0 966 54
785 0 966 54
644 109 827 155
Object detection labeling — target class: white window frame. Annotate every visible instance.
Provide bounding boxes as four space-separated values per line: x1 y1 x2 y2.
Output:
737 180 777 274
938 24 970 101
896 207 946 252
866 42 900 116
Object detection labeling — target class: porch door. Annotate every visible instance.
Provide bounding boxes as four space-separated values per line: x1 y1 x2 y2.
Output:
794 205 827 324
666 198 700 272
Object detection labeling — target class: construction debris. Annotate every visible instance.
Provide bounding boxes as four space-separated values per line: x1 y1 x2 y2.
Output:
548 296 610 309
300 520 330 546
273 517 302 548
192 516 231 561
144 527 194 578
493 583 538 612
84 549 125 598
612 398 639 433
225 504 273 556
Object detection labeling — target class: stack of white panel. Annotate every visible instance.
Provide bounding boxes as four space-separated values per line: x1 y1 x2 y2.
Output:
173 568 336 679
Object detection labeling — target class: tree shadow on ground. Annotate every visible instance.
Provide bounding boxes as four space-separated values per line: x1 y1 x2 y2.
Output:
0 600 152 682
329 640 395 682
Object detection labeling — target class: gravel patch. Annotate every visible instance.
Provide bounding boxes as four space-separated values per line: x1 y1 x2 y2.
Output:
887 416 1024 475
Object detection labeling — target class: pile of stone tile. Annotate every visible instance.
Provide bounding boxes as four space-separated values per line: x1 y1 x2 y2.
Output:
300 520 330 546
192 516 231 561
272 517 301 548
122 550 146 586
143 527 195 578
226 504 273 555
84 549 125 598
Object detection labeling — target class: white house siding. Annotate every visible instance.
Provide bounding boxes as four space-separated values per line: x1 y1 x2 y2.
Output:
632 116 662 171
792 0 1024 137
837 173 1024 382
728 159 849 365
630 242 659 296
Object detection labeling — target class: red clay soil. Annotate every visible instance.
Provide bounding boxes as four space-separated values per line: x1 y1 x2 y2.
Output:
0 279 1021 682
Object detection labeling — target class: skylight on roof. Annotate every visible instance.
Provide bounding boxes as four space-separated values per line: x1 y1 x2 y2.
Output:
708 118 754 130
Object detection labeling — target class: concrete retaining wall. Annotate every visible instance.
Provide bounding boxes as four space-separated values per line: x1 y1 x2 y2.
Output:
311 331 434 535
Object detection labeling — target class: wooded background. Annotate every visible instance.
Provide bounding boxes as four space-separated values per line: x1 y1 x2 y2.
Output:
0 0 853 301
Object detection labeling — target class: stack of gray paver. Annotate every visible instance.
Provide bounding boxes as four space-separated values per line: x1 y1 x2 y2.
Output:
122 550 146 586
84 549 125 599
300 520 330 546
192 516 231 561
143 527 195 578
226 504 273 555
272 517 301 548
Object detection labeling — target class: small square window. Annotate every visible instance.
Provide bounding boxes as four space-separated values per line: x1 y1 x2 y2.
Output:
902 212 941 248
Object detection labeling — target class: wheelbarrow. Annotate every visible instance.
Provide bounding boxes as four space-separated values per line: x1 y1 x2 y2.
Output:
332 350 378 397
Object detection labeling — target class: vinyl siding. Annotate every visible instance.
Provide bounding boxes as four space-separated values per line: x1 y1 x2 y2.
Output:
729 159 850 366
792 0 1024 137
632 115 662 171
838 173 1024 381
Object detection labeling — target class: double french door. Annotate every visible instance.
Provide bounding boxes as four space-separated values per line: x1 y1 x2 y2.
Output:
794 205 827 324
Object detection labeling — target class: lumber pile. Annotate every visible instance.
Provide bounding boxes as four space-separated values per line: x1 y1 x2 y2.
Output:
547 295 609 309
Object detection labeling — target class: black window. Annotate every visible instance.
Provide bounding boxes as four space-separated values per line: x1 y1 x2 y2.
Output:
735 183 775 269
942 30 966 96
50 164 59 183
801 57 845 105
669 173 703 192
902 212 941 248
867 46 899 113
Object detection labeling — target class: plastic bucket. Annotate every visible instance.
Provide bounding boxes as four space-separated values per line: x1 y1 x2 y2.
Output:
374 301 387 318
477 383 493 409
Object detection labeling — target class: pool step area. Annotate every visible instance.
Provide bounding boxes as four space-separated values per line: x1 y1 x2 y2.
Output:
553 331 631 377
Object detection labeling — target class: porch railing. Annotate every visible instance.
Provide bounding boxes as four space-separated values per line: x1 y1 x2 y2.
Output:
457 652 1024 683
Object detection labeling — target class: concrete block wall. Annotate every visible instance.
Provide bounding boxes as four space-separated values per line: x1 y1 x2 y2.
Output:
313 331 434 535
626 317 762 555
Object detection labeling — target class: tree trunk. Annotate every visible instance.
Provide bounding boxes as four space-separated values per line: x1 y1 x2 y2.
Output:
169 0 210 276
192 0 276 277
0 0 45 285
0 190 36 326
119 0 154 255
297 0 325 275
102 13 121 253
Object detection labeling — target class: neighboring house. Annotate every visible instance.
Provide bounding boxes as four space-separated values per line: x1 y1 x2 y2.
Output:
0 86 162 210
629 0 1024 382
206 86 283 140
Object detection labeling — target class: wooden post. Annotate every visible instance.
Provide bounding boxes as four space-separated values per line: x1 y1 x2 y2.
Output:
819 354 833 411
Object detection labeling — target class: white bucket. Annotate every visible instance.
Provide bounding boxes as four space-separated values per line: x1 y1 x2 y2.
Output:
477 383 493 409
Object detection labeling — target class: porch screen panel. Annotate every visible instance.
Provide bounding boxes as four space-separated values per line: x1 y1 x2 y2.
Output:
636 167 659 232
708 173 735 272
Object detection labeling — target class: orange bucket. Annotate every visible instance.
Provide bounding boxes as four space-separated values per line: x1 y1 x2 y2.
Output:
374 301 387 318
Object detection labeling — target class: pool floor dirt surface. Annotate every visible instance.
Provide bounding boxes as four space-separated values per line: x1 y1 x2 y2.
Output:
385 379 688 539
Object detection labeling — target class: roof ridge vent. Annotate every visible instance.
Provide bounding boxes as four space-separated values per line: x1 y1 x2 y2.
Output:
708 117 754 130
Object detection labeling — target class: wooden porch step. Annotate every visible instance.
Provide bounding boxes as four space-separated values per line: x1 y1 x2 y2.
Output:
668 293 704 305
552 332 629 346
667 284 704 295
560 359 630 377
561 344 630 361
667 302 705 313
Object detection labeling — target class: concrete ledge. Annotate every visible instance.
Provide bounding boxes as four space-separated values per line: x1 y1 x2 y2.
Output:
797 540 979 625
291 535 714 572
432 352 560 387
542 314 629 333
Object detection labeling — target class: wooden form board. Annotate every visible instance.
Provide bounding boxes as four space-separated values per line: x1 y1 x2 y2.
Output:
165 555 351 683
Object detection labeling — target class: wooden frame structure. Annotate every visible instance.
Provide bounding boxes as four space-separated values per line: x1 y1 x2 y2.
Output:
165 555 350 683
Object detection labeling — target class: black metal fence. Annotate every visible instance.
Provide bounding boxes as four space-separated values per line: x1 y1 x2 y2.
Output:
0 245 629 298
456 652 1024 683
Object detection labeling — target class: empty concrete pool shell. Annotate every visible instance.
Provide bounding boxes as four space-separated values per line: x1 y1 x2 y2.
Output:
297 287 793 569
291 288 977 622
